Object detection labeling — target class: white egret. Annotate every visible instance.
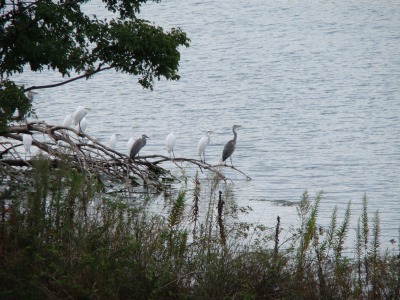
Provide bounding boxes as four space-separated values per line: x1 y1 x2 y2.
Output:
75 117 87 132
22 134 33 159
222 125 241 166
197 130 214 163
129 134 150 159
109 133 121 150
63 114 73 128
73 106 90 128
127 125 138 155
165 132 176 158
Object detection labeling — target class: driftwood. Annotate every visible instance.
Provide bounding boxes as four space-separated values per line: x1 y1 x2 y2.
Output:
1 121 249 193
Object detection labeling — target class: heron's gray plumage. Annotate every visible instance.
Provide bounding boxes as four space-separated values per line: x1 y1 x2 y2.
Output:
129 134 149 159
222 125 241 164
27 91 38 103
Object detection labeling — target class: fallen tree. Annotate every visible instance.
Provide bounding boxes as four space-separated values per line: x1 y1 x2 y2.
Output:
1 121 249 193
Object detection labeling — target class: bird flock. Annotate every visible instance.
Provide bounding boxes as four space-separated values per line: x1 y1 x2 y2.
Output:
23 106 242 166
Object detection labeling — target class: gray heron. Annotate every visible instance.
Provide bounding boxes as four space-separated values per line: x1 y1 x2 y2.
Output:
27 90 38 103
222 125 241 166
130 134 150 159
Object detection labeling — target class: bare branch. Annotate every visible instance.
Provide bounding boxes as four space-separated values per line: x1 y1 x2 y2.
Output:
24 66 114 92
1 121 251 194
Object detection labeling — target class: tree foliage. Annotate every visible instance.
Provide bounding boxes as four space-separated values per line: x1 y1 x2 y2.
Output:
0 0 190 130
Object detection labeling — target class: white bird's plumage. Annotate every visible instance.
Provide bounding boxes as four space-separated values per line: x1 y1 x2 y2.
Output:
165 132 176 158
127 125 138 154
127 138 134 154
23 134 33 155
197 130 213 162
63 114 73 128
73 106 90 126
75 117 87 132
109 133 120 150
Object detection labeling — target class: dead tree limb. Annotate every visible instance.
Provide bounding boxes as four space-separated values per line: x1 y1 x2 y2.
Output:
1 121 251 193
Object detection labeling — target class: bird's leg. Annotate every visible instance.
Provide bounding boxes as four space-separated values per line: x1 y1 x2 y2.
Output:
230 157 233 167
25 149 30 160
172 150 175 159
76 122 82 142
77 122 85 143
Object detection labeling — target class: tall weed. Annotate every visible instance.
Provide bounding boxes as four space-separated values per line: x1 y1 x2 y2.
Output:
0 158 399 299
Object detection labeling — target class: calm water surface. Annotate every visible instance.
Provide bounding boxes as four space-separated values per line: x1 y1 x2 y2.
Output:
15 0 400 250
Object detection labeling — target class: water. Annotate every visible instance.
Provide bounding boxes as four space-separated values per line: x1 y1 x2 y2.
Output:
12 0 400 251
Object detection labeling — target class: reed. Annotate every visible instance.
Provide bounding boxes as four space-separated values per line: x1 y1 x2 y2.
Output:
0 157 399 299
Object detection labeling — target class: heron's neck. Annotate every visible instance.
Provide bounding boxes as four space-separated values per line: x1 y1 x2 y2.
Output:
233 128 237 142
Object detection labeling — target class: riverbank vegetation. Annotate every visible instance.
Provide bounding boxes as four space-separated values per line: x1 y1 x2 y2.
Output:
1 155 399 299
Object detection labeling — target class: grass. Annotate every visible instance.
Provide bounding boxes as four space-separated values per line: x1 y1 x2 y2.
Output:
0 156 399 299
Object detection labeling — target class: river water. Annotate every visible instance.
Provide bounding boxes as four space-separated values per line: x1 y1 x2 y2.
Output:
14 0 400 251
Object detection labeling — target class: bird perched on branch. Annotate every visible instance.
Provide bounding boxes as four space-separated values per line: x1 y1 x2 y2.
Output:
73 106 90 131
165 132 176 159
197 130 214 163
22 133 33 159
127 125 138 155
222 125 241 166
75 117 87 132
27 90 38 103
109 133 120 150
130 134 150 159
63 114 73 128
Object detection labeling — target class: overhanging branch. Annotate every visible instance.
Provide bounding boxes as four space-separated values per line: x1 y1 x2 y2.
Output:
25 66 114 92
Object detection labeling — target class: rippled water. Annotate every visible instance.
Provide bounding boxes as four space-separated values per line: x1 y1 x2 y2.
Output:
14 0 400 250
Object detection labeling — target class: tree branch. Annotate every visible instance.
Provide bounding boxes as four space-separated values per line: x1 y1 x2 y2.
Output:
1 121 252 193
25 66 114 92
